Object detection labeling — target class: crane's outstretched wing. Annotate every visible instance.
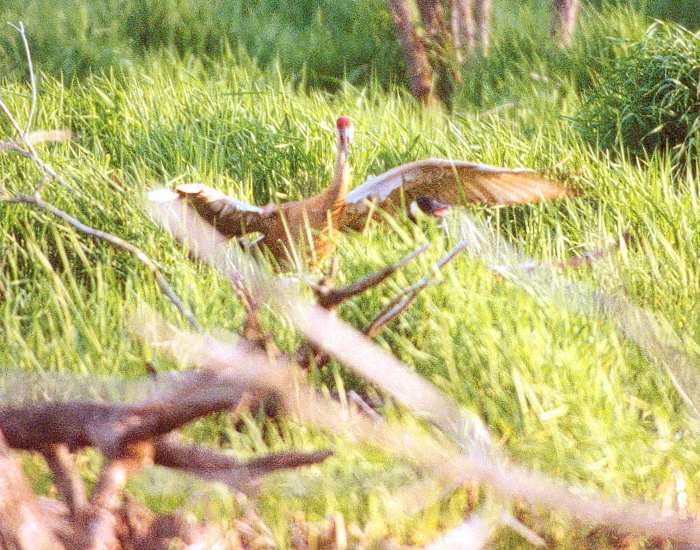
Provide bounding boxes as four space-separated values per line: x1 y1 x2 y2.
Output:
148 183 273 238
341 159 570 230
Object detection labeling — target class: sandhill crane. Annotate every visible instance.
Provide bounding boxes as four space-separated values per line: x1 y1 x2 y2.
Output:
150 117 570 267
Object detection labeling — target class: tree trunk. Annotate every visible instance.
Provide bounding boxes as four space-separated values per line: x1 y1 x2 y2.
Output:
417 0 455 100
450 0 476 61
387 0 435 104
417 0 447 42
552 0 580 47
474 0 491 54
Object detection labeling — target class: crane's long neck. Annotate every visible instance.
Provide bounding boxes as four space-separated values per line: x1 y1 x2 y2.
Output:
318 138 349 212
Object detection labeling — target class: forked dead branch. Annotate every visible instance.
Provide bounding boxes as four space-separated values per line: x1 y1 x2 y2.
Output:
147 194 700 547
0 362 332 548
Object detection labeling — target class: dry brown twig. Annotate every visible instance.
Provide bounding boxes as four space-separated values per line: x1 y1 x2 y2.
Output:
298 244 430 369
42 444 87 517
0 432 65 550
313 244 430 311
4 193 201 330
365 239 470 338
0 363 332 547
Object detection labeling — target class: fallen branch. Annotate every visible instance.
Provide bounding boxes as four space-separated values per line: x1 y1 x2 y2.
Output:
298 244 430 369
0 367 328 472
0 360 330 547
366 239 470 337
154 437 332 490
1 194 200 330
12 22 37 136
507 232 630 273
314 244 429 311
43 444 87 517
0 431 65 550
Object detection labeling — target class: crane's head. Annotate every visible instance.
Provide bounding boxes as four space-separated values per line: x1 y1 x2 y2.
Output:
408 196 451 223
336 116 354 153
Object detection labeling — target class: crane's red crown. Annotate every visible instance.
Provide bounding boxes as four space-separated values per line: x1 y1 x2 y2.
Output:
336 116 352 130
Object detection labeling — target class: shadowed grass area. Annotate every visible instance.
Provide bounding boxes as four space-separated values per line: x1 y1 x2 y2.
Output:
0 0 401 87
575 21 700 166
0 0 680 99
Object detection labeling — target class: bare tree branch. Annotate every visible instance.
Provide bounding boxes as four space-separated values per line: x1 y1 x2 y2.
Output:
298 244 429 369
0 432 65 550
8 22 37 136
0 101 66 192
0 388 261 459
43 444 87 517
509 232 630 273
0 23 198 331
315 244 429 310
366 239 470 337
1 193 200 330
0 363 330 547
153 437 331 490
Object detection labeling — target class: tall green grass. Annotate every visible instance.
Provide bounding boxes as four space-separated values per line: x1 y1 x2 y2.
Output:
0 0 400 86
2 47 700 545
0 0 673 98
575 21 700 165
2 1 700 547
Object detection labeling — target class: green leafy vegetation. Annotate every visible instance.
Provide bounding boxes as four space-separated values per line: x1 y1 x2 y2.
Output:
2 1 700 547
0 0 400 86
575 21 700 165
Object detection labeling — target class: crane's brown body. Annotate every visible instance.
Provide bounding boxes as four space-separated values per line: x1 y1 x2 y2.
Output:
173 117 351 266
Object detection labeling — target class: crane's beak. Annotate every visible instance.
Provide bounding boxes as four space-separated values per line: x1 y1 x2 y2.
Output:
339 125 354 151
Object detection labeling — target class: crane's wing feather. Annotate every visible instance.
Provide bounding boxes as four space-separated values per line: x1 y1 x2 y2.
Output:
148 183 273 238
342 159 570 230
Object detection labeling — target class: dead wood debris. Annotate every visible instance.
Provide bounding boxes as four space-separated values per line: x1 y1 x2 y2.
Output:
0 369 331 548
